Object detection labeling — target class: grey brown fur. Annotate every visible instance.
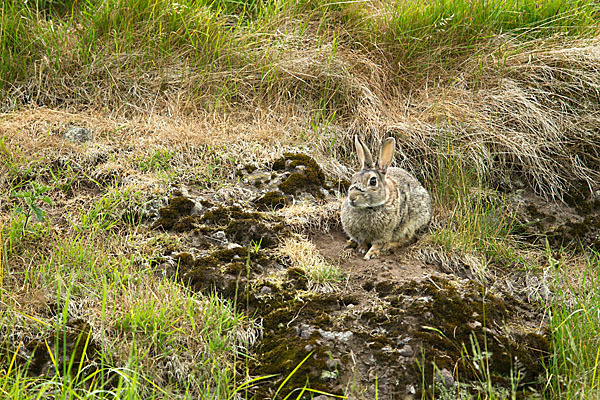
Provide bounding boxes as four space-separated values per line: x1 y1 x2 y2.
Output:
341 136 431 259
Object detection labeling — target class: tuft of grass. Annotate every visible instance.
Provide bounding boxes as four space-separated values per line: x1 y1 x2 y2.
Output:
547 250 600 399
136 149 174 172
429 143 525 271
279 234 343 290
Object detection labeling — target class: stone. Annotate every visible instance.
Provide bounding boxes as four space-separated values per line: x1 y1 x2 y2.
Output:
212 231 227 243
259 286 272 295
434 368 455 387
398 344 414 357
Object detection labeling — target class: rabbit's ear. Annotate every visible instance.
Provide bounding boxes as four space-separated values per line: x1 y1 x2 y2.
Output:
355 135 374 169
378 137 395 170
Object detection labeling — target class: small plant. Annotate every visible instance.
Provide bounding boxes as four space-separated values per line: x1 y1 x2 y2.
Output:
136 149 174 172
279 235 343 289
10 182 53 234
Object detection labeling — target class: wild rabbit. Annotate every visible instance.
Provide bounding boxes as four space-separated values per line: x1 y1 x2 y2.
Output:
341 136 431 259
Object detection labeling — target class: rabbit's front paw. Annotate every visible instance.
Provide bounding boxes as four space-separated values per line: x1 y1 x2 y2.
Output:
364 246 380 260
358 243 370 254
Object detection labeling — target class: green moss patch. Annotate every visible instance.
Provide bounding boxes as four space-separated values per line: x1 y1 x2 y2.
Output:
248 288 345 399
225 219 279 248
273 153 328 198
254 190 290 211
371 277 548 396
152 196 195 230
201 206 263 227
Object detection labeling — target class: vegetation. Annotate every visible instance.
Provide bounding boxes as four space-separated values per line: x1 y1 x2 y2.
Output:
2 0 600 398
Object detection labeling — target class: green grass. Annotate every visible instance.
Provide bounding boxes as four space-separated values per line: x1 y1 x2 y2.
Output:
385 0 600 73
0 184 258 399
429 137 527 273
3 0 600 398
2 0 600 109
547 250 600 399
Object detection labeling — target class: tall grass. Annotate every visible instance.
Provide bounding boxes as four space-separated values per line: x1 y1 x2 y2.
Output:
387 0 600 72
2 0 600 109
548 250 600 399
429 134 524 270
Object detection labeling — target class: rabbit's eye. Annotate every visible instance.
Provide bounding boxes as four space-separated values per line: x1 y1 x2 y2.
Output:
369 176 377 186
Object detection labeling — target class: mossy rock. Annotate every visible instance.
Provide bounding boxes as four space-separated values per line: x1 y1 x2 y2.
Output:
152 196 195 230
249 291 345 399
273 153 328 197
371 277 548 395
201 206 263 227
175 246 271 300
225 219 278 248
254 191 290 211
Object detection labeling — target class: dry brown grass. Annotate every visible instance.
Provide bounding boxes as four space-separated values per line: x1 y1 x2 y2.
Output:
4 3 600 199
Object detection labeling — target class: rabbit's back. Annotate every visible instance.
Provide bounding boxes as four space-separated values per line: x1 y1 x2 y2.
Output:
387 167 431 242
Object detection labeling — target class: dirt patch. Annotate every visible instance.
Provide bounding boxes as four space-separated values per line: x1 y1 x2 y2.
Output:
515 190 600 252
3 319 100 378
148 153 549 399
312 229 432 284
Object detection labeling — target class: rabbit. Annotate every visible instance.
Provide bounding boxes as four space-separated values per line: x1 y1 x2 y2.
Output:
341 135 432 260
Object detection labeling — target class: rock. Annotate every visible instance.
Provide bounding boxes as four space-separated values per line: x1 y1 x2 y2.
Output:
64 126 93 143
326 358 340 368
259 286 272 295
398 344 414 357
191 199 204 215
320 370 338 380
212 231 227 243
319 330 353 343
434 368 455 387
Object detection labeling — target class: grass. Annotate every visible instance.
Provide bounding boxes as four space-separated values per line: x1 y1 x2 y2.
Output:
279 234 343 290
547 250 600 399
430 143 526 272
0 171 258 399
2 0 600 398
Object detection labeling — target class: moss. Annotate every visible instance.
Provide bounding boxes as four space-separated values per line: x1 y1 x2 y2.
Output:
225 262 246 275
285 267 309 290
251 338 338 399
255 191 290 211
211 246 248 262
248 290 345 398
168 196 195 214
279 172 322 196
172 215 200 232
272 153 328 197
365 276 548 395
201 206 263 227
225 219 278 248
173 252 196 269
236 164 257 177
199 199 214 208
173 244 273 300
152 196 195 230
